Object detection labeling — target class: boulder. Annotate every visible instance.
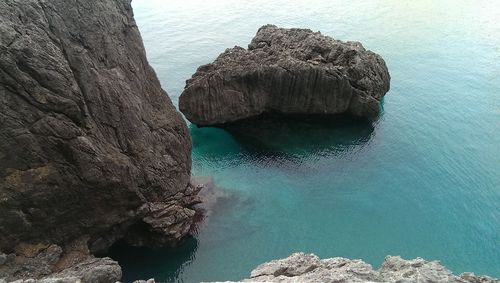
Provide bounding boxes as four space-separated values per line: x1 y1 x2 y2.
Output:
179 25 390 126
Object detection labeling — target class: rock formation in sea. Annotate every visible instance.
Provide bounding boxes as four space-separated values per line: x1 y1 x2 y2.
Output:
230 252 498 283
0 0 197 281
179 25 390 127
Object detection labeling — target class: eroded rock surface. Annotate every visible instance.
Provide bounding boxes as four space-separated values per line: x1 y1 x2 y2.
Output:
0 242 121 282
180 25 390 126
0 0 196 280
233 253 498 283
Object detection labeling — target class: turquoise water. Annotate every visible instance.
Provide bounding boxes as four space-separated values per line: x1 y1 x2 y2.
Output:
112 0 500 281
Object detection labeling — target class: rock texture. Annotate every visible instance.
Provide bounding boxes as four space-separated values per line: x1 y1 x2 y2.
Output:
179 25 390 126
0 0 197 280
0 242 121 282
233 253 498 283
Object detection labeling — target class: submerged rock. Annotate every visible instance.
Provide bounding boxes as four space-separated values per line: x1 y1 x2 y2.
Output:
230 253 498 283
180 25 390 126
0 0 196 280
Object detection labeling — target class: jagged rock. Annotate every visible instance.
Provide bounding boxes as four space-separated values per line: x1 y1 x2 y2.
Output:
0 242 121 283
46 257 121 283
2 257 121 283
0 243 62 279
123 182 202 248
232 252 498 283
0 0 194 258
180 25 390 126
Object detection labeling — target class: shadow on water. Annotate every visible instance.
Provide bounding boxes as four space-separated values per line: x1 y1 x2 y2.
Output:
107 185 244 283
107 237 198 283
191 113 376 161
111 114 376 283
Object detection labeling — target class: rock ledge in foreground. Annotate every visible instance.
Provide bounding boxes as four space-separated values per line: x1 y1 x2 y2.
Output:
180 25 390 126
227 252 498 283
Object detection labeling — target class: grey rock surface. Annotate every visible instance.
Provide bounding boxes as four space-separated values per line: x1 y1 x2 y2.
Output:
0 242 121 283
231 252 498 283
180 25 390 126
48 257 121 283
3 258 121 283
0 0 194 256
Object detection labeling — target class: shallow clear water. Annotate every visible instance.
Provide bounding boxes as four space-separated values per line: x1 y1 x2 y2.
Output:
111 0 500 281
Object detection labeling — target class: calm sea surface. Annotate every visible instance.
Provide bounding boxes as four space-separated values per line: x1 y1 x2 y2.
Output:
110 0 500 281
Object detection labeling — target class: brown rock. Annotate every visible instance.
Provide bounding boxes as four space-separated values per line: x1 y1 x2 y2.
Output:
0 0 194 255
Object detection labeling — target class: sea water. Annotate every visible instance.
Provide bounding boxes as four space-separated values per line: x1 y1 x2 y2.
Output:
110 0 500 281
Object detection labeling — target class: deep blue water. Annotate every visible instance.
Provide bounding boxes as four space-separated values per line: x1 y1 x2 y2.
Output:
111 0 500 281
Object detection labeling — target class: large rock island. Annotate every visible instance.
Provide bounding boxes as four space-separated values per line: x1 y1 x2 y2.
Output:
180 25 390 126
0 0 197 281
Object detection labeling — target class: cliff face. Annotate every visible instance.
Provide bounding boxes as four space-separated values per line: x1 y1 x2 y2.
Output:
0 0 195 255
179 25 390 126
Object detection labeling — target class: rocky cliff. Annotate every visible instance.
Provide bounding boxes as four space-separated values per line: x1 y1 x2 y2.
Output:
233 253 498 283
1 0 196 280
179 25 390 126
